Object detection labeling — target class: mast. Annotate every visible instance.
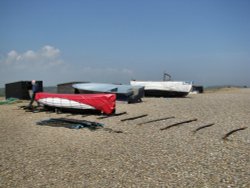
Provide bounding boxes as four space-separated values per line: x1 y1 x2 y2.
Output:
163 72 171 81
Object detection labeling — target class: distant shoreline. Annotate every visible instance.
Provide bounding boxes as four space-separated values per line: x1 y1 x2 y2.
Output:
0 85 248 98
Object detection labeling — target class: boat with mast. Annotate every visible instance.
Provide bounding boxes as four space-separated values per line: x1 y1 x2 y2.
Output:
130 72 192 97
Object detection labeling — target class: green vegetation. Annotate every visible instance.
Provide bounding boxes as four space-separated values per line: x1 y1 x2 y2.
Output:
0 88 5 97
0 98 21 105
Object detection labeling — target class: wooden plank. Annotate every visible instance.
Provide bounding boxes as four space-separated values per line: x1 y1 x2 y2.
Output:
137 116 175 125
120 114 148 122
160 118 197 130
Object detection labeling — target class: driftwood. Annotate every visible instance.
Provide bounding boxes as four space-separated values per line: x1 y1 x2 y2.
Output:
81 115 92 118
120 114 148 122
25 108 48 113
222 127 248 140
137 116 175 125
19 105 44 113
19 105 29 109
160 118 198 131
102 128 123 133
98 112 127 119
193 123 215 133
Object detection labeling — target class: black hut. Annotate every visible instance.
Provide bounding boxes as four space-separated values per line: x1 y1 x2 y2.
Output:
192 85 204 93
5 81 43 100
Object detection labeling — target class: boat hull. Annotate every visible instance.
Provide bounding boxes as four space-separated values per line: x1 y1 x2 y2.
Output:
73 83 144 103
144 90 189 97
35 92 116 114
130 81 192 98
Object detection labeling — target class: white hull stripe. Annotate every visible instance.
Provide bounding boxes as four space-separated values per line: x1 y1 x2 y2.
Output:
38 97 95 110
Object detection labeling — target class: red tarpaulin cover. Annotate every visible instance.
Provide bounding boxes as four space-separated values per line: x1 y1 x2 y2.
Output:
35 92 116 114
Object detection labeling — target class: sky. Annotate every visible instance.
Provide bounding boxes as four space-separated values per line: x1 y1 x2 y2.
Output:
0 0 249 87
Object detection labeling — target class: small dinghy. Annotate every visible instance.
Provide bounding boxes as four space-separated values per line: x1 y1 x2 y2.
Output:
35 92 116 115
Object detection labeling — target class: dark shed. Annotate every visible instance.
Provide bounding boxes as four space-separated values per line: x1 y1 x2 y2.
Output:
57 82 89 94
192 85 204 93
5 81 43 100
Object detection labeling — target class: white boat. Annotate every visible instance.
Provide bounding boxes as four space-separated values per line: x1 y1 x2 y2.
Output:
130 80 192 97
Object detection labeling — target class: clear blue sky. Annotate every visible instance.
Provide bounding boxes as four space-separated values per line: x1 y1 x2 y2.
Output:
1 0 249 87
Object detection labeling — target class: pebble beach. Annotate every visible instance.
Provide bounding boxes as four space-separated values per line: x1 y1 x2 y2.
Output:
0 88 249 187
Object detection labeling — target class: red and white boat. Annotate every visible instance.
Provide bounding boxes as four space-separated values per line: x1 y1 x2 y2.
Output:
35 92 116 115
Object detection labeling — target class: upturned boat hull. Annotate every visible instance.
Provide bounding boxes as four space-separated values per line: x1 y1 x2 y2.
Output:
72 83 144 103
35 92 116 114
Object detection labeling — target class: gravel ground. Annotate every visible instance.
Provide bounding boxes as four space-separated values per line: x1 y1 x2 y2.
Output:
0 88 249 187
